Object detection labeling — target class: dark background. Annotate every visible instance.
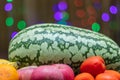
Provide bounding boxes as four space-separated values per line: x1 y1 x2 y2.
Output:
0 0 120 59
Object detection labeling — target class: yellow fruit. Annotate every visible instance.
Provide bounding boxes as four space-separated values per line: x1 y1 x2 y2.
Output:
0 64 19 80
0 59 18 69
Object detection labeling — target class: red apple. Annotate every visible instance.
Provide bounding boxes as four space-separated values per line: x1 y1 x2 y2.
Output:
31 65 64 80
52 64 74 80
18 66 37 80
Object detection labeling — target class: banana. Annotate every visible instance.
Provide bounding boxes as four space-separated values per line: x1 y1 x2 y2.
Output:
0 59 18 69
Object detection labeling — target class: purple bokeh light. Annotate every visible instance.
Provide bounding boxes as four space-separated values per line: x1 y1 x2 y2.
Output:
93 2 102 10
58 1 68 11
54 11 63 21
4 3 13 12
101 13 110 22
110 5 118 14
11 31 18 39
52 4 59 12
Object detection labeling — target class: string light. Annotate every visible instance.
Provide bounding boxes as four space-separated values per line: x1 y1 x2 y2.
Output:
11 31 18 39
53 1 69 25
58 1 68 11
109 5 118 14
101 13 110 22
6 0 13 2
4 3 13 12
5 17 14 27
17 20 26 30
93 2 102 10
76 9 86 18
57 20 67 25
54 11 63 21
74 0 83 7
52 4 59 12
92 22 100 32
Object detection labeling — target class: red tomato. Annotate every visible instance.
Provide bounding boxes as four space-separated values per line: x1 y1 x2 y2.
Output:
95 73 119 80
104 70 120 79
80 56 106 77
74 72 94 80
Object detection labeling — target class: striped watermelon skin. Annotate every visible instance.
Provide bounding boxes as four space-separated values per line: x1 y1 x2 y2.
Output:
8 23 120 73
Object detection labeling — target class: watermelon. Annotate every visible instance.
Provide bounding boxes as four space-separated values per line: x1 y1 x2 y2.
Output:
8 23 120 73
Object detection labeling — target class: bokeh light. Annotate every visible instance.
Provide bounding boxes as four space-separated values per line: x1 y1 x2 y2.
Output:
4 3 13 12
57 20 67 25
11 31 18 39
92 22 100 32
93 2 102 10
17 20 26 30
76 9 86 18
58 1 68 11
109 21 119 30
7 0 13 2
62 11 69 20
74 0 83 7
87 6 97 16
54 11 63 21
101 13 110 22
52 4 59 12
88 16 96 25
109 5 118 14
6 17 14 27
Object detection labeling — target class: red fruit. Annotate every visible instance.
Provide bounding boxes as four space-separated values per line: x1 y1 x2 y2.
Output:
52 64 74 80
18 66 37 80
80 56 106 77
95 73 119 80
31 65 64 80
74 72 94 80
104 70 120 79
31 64 75 80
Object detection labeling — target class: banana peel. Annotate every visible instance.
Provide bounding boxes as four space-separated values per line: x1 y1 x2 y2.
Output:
0 59 18 69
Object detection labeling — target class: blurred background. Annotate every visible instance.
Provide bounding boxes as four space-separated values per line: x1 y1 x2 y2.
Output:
0 0 120 59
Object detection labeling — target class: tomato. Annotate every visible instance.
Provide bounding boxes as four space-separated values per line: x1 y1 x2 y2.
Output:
104 70 120 79
95 73 119 80
80 56 106 77
74 72 94 80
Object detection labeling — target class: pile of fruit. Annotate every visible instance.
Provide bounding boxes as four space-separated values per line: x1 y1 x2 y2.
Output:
1 23 120 80
0 56 120 80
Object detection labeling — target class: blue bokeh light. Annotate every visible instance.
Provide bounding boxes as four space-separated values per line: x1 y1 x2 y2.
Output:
52 4 59 12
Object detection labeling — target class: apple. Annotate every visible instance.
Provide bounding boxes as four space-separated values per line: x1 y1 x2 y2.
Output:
18 66 37 80
31 65 64 80
31 64 75 80
52 64 75 80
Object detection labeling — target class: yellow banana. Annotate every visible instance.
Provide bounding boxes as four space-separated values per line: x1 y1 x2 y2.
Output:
0 59 18 69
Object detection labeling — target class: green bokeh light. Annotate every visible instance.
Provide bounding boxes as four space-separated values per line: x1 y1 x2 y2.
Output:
109 21 119 30
62 12 69 20
92 22 100 32
7 0 13 2
6 17 14 27
17 20 26 30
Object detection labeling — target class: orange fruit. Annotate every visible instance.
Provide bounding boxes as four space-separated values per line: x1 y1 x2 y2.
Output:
0 64 19 80
74 72 94 80
95 73 119 80
104 70 120 79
